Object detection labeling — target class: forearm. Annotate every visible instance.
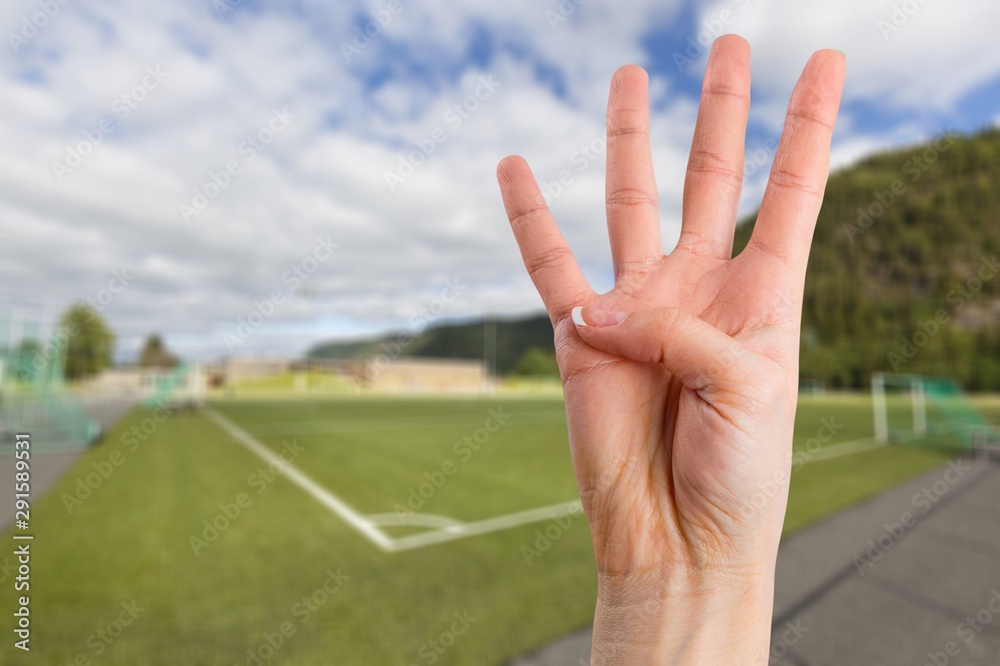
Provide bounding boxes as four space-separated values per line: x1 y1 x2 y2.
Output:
591 568 775 665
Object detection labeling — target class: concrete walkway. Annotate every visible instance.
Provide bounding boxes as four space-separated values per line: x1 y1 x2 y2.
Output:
0 395 135 528
511 456 1000 665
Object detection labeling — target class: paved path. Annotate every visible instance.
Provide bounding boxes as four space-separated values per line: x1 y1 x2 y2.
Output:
510 456 1000 665
0 395 135 529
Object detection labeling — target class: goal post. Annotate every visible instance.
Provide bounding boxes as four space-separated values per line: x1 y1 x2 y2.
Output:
872 372 995 452
798 377 825 396
873 372 887 443
872 372 928 443
143 362 202 410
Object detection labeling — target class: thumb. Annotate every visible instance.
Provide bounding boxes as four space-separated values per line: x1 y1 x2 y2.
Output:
571 305 756 392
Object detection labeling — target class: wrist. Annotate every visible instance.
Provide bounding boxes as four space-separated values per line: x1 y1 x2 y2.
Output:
592 565 775 665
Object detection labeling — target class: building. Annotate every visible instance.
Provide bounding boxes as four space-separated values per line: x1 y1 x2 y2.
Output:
209 357 290 387
346 357 486 393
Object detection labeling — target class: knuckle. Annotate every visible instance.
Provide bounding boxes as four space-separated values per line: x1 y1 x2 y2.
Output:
787 89 837 131
702 82 750 106
526 245 574 281
686 147 743 187
767 166 821 198
508 203 548 228
606 186 658 211
606 124 649 140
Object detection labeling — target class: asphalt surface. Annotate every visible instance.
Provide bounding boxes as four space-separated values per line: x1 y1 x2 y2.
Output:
510 455 1000 665
0 394 136 529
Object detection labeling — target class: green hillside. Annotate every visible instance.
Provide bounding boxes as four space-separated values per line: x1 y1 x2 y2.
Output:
308 315 555 376
733 126 1000 389
310 128 1000 390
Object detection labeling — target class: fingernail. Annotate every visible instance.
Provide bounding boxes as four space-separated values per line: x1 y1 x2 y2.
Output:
572 306 627 328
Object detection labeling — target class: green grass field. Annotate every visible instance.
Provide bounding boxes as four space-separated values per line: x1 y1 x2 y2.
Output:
2 394 993 664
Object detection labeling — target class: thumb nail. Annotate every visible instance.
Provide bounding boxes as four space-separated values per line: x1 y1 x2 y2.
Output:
572 306 627 328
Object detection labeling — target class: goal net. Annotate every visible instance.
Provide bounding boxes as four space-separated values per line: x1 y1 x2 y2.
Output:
0 308 101 454
872 373 998 455
142 362 205 410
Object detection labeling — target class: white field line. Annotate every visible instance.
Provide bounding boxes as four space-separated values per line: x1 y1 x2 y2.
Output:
205 407 585 553
203 407 395 551
797 436 886 464
389 499 584 552
366 513 463 529
792 422 993 466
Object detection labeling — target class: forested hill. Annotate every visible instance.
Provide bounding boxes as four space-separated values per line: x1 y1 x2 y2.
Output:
310 128 1000 390
732 126 999 389
308 314 555 377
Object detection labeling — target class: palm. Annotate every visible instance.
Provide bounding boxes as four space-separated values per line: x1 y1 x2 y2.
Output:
498 37 845 579
552 245 796 574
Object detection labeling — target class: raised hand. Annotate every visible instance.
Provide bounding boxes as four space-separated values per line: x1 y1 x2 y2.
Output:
497 35 845 664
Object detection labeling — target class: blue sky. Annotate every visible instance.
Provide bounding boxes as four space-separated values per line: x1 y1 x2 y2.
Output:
1 0 998 361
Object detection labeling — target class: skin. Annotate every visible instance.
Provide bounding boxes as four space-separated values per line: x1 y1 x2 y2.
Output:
496 36 845 664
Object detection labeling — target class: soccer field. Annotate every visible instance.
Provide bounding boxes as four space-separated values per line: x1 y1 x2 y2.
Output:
3 394 984 665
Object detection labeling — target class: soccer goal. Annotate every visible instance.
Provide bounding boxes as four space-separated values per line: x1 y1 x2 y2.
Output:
0 307 101 454
142 362 207 411
799 377 826 396
872 372 998 454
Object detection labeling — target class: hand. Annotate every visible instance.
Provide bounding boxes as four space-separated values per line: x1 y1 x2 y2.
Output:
497 36 845 664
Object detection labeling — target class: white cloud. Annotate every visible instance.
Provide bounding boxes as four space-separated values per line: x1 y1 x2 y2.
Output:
0 0 997 361
696 0 1000 112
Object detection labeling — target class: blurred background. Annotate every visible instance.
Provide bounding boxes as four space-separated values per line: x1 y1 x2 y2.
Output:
0 0 998 664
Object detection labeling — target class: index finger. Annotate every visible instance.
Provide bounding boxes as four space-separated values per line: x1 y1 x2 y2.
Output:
497 155 594 323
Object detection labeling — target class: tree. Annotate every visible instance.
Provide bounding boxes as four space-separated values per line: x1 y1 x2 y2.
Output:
139 334 179 368
511 347 560 377
59 304 115 380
